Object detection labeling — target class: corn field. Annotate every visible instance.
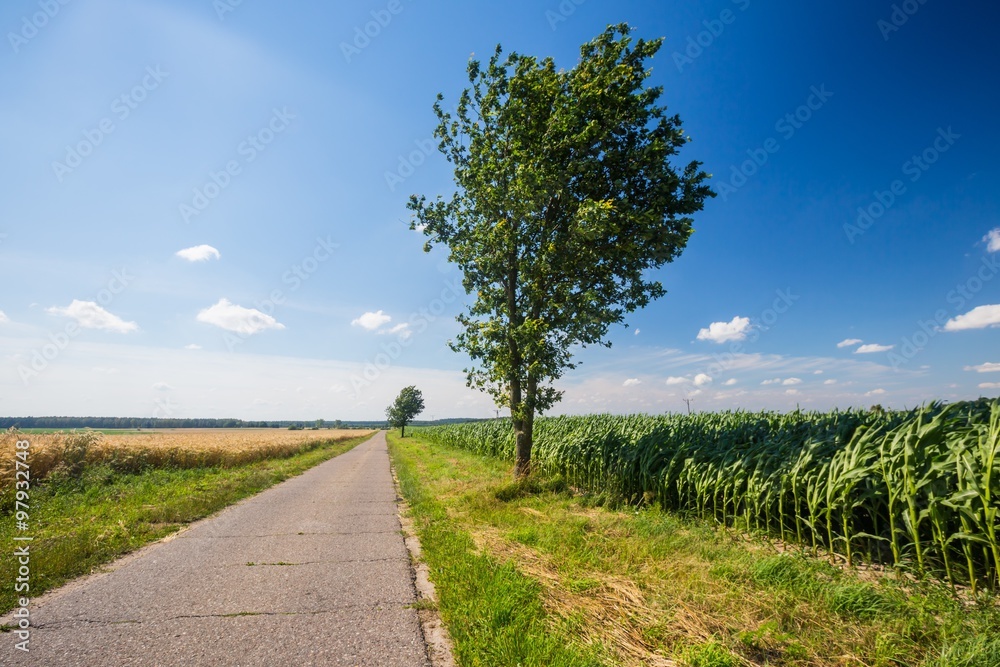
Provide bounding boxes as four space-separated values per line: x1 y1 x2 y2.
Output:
416 400 1000 591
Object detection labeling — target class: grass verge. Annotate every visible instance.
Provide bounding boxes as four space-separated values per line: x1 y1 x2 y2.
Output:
388 431 607 666
0 433 371 615
387 432 1000 667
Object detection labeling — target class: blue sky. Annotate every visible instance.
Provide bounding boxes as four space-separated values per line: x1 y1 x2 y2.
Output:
1 0 998 421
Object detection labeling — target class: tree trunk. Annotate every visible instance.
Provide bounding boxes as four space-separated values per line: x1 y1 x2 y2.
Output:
400 423 406 437
504 256 529 478
514 412 534 478
510 370 531 478
513 376 537 479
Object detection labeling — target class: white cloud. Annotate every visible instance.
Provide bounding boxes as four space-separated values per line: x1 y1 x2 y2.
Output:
623 378 641 387
176 244 221 262
0 311 7 324
814 370 824 375
713 389 748 400
352 311 411 338
866 388 887 396
378 322 412 340
763 377 803 386
837 338 863 348
965 362 1000 373
665 376 689 385
688 389 703 397
823 379 837 385
944 305 1000 332
152 382 173 391
693 373 713 387
979 382 1000 390
697 316 751 344
855 344 894 354
785 389 799 395
985 228 1000 253
184 344 202 350
351 310 392 331
722 378 738 386
196 298 285 335
47 300 138 333
634 329 641 336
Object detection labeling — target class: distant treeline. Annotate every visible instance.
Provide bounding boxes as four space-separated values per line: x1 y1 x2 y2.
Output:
0 416 482 430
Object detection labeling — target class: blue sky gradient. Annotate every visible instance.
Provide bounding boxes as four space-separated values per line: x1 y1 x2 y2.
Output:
1 0 998 420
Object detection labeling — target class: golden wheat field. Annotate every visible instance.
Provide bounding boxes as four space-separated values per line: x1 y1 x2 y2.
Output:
1 428 374 486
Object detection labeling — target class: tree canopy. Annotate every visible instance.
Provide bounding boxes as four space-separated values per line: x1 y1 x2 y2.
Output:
408 24 714 475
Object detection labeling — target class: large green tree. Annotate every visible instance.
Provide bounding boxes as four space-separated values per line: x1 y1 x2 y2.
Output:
408 24 714 477
385 386 425 437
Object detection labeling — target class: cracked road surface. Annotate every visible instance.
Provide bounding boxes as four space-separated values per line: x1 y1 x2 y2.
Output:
1 431 430 666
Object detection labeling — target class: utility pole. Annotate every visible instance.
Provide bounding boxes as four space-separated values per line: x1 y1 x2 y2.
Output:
682 398 694 415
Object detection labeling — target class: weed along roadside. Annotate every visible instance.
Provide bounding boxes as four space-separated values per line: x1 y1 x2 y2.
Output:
388 426 1000 667
387 430 605 667
0 430 373 616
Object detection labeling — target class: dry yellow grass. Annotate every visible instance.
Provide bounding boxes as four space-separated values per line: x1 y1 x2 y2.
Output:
1 428 375 486
470 525 683 667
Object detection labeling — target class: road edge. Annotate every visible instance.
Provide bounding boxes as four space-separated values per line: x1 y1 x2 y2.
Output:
390 454 456 667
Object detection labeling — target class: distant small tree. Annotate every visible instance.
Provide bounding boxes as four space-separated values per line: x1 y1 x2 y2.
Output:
386 386 425 437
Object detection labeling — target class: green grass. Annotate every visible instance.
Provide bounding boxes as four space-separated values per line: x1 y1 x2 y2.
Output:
389 432 607 666
679 641 740 667
388 431 1000 667
0 433 371 615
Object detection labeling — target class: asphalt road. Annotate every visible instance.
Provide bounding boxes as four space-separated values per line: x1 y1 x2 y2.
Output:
1 431 430 666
